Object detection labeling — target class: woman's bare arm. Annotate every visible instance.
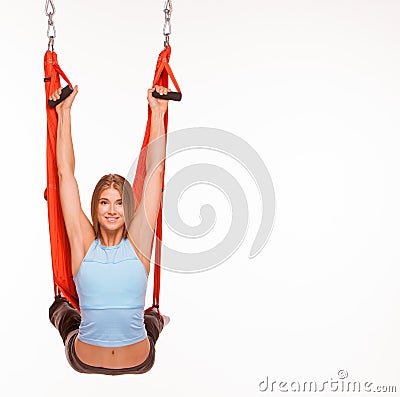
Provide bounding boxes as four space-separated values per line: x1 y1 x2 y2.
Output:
145 111 166 174
56 109 76 176
53 86 95 272
128 86 170 264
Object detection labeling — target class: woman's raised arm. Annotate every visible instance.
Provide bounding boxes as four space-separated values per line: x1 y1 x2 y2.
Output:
52 86 95 275
128 85 170 266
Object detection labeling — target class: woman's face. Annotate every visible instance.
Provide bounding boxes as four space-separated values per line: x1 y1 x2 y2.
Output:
97 188 125 232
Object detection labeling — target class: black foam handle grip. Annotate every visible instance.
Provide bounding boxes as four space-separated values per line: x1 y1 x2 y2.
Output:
48 85 74 108
152 90 182 101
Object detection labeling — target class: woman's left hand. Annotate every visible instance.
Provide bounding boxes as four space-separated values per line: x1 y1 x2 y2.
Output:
147 85 171 113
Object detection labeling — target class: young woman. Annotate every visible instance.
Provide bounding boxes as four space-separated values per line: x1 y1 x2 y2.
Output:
48 84 171 375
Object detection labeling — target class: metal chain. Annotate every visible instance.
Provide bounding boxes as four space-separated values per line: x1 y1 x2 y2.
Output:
163 0 173 48
45 0 56 50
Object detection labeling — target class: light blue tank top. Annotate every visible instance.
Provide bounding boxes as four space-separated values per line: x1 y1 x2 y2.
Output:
73 238 149 347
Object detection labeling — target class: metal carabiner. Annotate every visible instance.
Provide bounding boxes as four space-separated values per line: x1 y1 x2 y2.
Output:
163 18 171 37
45 0 56 17
47 18 56 39
164 0 173 14
163 0 173 48
45 0 56 49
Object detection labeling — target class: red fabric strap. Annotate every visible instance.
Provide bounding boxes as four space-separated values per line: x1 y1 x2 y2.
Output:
44 46 180 314
43 50 79 310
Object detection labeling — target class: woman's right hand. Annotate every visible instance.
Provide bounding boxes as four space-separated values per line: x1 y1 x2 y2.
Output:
49 85 78 114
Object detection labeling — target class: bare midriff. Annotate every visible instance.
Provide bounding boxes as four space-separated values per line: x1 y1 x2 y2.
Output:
74 336 150 369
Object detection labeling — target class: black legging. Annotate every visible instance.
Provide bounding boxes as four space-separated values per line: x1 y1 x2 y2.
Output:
49 295 164 375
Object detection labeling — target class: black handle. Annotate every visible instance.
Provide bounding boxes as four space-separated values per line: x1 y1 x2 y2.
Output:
48 85 74 108
152 90 182 101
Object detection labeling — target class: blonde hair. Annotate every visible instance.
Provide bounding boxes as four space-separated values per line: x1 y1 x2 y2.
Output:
90 174 135 239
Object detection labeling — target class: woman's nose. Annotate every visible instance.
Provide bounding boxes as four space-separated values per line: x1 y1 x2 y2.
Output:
108 204 117 214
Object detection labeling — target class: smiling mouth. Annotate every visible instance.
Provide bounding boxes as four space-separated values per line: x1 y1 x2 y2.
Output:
105 217 119 222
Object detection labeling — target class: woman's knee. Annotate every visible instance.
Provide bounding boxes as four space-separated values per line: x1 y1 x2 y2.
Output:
49 297 81 344
144 311 164 343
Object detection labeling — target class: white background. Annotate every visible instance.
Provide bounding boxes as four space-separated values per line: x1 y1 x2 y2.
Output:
0 0 399 396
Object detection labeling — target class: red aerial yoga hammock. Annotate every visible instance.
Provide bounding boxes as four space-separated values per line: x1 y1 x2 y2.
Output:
43 45 181 314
